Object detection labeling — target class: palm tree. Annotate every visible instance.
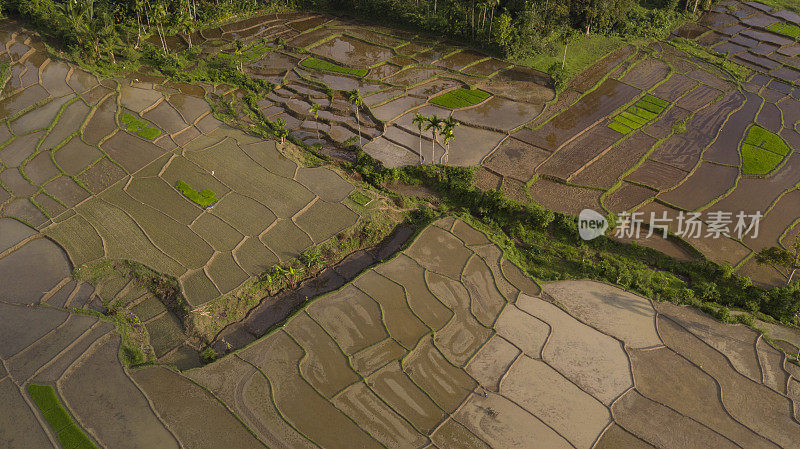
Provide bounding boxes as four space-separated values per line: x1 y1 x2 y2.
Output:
178 10 195 48
441 117 459 164
347 89 364 146
273 118 288 144
309 103 321 140
412 113 426 164
152 3 169 54
425 115 444 164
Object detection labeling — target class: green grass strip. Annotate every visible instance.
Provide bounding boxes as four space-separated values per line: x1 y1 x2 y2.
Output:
768 22 800 39
614 115 644 130
430 88 492 108
635 99 664 114
28 384 98 449
608 120 632 135
642 94 669 109
619 111 648 126
176 180 218 207
300 57 367 77
349 190 372 206
629 106 658 121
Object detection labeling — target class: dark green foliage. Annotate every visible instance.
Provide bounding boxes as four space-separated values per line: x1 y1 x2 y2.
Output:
200 347 217 363
175 180 218 207
28 384 98 449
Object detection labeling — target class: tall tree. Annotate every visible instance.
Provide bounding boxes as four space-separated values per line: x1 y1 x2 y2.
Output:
412 113 426 164
425 115 443 164
309 103 321 140
756 237 800 285
347 89 364 145
441 117 459 164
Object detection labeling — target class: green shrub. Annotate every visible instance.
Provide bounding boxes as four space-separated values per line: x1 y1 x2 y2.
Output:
300 57 367 77
430 88 492 108
176 180 218 207
200 347 217 363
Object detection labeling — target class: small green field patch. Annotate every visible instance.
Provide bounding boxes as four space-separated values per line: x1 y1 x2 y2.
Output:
28 384 98 449
349 190 373 206
608 121 632 135
768 22 800 39
176 180 219 207
740 124 791 175
430 88 491 108
120 112 163 140
300 57 368 77
608 94 668 134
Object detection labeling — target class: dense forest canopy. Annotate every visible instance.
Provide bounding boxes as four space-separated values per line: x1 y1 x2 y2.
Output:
0 0 699 61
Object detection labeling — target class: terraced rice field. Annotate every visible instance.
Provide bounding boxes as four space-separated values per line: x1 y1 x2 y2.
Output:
0 19 370 315
5 218 794 448
472 0 800 286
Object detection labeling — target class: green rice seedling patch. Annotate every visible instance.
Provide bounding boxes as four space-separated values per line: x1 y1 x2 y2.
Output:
28 384 97 449
300 57 368 77
768 22 800 39
175 180 219 207
349 190 373 206
615 115 644 130
619 111 648 126
609 94 668 134
119 112 163 140
430 88 491 108
608 121 632 135
740 124 792 175
629 106 657 121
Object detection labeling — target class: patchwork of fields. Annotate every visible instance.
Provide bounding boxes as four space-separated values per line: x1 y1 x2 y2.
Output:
3 2 800 447
4 219 799 448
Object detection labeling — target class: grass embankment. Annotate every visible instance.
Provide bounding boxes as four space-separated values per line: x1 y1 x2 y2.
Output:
119 112 163 140
175 180 218 207
300 57 368 77
608 94 668 134
768 22 800 39
668 38 751 84
753 0 800 13
28 384 97 449
345 153 800 326
741 124 792 175
430 88 491 108
519 33 625 85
